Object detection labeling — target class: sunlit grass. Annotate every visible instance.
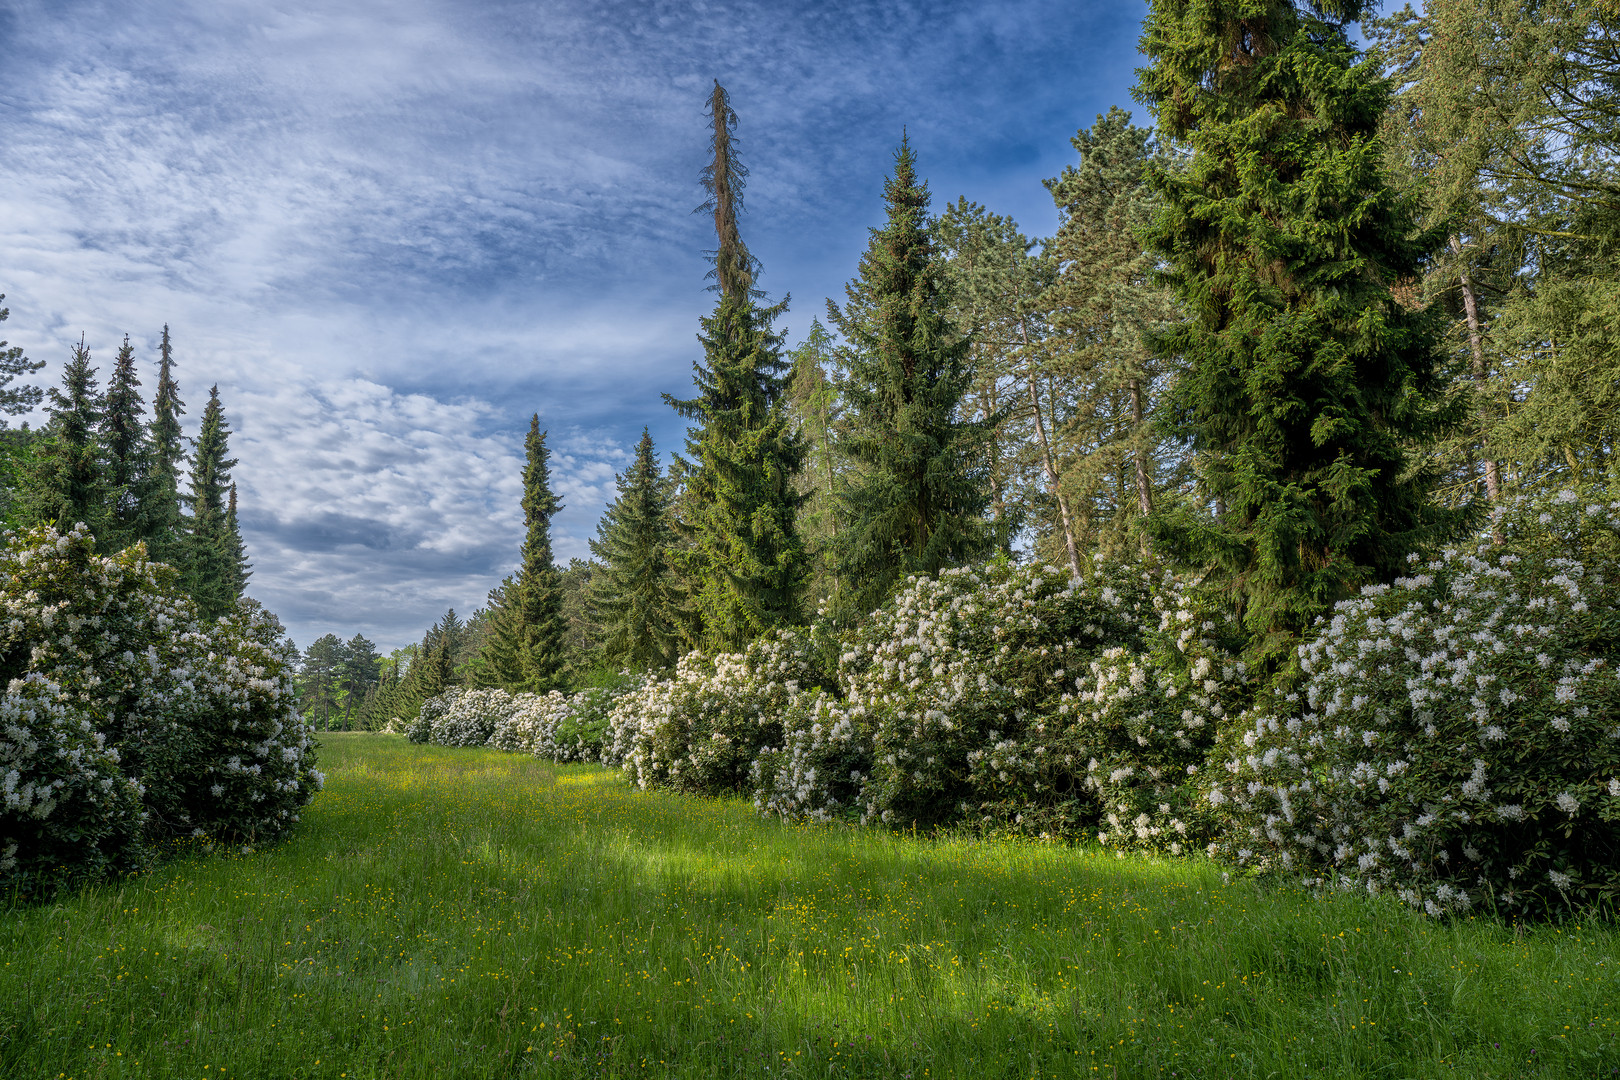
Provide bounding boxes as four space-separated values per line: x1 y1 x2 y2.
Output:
5 733 1619 1078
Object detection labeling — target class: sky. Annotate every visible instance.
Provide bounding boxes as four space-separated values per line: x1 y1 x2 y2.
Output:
0 0 1146 653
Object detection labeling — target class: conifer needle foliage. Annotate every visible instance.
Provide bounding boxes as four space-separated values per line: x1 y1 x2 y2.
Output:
1136 0 1468 664
485 417 568 692
826 137 997 619
590 428 681 671
666 80 806 651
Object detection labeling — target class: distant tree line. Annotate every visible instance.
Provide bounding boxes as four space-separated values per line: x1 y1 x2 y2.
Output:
0 313 251 620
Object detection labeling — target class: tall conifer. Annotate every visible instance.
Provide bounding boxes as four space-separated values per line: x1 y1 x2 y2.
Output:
25 336 109 536
0 294 45 419
483 418 568 691
589 428 681 671
146 325 188 567
1136 0 1465 664
664 81 805 650
101 334 151 548
825 138 996 618
185 385 242 618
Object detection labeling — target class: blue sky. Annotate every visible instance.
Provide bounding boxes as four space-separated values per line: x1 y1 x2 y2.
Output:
0 0 1145 652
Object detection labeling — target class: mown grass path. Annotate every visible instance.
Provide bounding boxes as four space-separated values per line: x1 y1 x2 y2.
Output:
5 734 1619 1078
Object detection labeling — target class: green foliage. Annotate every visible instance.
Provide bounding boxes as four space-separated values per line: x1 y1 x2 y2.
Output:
144 324 189 569
589 428 681 671
826 138 997 620
1136 0 1466 665
0 523 320 896
22 336 110 538
0 293 44 419
1206 490 1620 918
666 85 806 650
184 385 243 620
482 418 568 692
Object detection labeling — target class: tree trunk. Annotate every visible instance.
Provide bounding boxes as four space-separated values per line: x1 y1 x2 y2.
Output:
1451 237 1502 513
1129 377 1153 518
1020 316 1081 579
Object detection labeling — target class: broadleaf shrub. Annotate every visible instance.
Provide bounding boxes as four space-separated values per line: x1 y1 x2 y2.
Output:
1204 492 1620 917
0 525 321 895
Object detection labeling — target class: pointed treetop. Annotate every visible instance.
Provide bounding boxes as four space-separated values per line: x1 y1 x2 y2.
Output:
698 79 759 303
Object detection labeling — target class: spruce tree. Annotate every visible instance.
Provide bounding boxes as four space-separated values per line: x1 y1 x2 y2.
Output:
825 137 996 618
145 324 188 567
1136 0 1466 664
589 428 681 671
185 385 241 619
24 336 109 537
664 81 806 650
483 418 567 692
101 334 151 549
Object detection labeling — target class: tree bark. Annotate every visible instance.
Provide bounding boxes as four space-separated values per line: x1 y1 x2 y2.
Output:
1019 316 1082 579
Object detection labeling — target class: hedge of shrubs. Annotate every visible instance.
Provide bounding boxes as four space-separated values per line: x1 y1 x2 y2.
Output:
400 490 1620 919
1 524 323 896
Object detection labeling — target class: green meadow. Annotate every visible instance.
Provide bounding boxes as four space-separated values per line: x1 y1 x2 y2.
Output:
5 733 1619 1079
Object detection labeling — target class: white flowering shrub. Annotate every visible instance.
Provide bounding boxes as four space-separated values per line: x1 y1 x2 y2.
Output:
780 559 1240 843
0 525 321 894
1204 492 1620 917
609 631 823 795
422 688 517 748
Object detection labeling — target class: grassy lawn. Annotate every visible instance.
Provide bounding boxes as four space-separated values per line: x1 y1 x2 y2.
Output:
5 733 1619 1079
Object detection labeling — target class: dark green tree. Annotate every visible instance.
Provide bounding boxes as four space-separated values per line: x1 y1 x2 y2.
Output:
1136 0 1466 665
24 336 110 537
145 324 188 567
483 418 567 691
337 633 380 729
101 334 151 549
185 385 242 619
225 482 252 595
665 80 806 650
299 633 343 730
825 137 997 619
589 428 681 671
0 293 44 420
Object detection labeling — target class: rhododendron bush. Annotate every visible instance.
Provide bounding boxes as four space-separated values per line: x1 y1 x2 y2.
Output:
404 678 637 764
1206 492 1620 917
614 560 1244 850
1 525 322 894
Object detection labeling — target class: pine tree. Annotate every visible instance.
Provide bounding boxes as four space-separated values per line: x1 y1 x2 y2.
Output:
825 137 996 619
1042 108 1184 559
483 419 567 691
664 81 806 649
589 428 681 671
24 336 109 537
1136 0 1467 665
185 385 242 619
0 293 45 420
101 334 151 549
145 324 188 567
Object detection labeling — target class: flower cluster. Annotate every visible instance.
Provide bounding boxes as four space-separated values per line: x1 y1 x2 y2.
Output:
606 631 824 794
1205 492 1620 917
0 525 321 894
406 676 641 764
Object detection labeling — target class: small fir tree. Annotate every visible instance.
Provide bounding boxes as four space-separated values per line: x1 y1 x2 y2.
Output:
589 428 681 671
101 334 151 549
24 336 109 537
145 324 188 567
483 418 568 691
185 385 242 618
825 137 996 618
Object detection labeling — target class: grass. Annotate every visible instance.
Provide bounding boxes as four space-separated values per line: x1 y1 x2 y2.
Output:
4 734 1620 1079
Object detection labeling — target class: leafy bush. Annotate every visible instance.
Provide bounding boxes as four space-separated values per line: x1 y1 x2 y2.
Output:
608 631 823 794
0 524 321 894
1204 491 1620 917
